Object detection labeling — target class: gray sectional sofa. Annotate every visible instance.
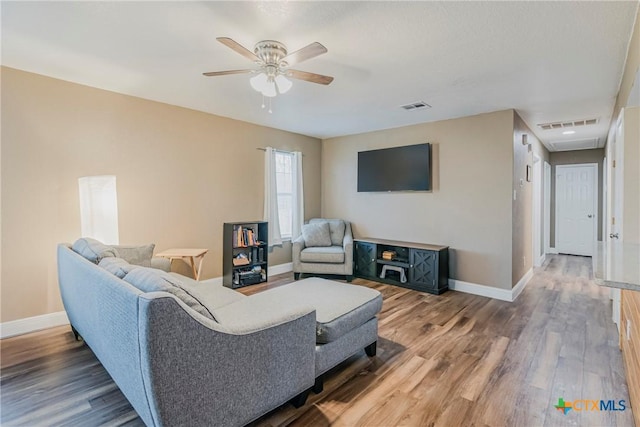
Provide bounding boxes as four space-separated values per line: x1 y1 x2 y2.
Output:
58 238 382 427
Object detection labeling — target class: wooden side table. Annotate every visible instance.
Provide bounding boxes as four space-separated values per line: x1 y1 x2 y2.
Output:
155 248 208 281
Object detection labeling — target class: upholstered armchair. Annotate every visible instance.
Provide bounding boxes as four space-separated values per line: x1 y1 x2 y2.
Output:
292 218 353 282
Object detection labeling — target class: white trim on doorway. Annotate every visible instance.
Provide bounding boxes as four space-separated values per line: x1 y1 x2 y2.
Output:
544 161 551 254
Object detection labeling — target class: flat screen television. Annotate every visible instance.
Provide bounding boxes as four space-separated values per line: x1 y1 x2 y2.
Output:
357 143 431 192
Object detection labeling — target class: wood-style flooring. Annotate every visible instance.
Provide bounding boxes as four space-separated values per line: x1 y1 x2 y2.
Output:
1 255 635 426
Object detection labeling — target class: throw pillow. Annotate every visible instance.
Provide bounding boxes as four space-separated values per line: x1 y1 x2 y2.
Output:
326 219 346 246
123 267 215 320
98 257 137 279
72 237 118 264
112 244 155 267
302 222 332 247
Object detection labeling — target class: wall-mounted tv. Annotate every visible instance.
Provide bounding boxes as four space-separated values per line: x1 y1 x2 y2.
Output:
357 143 432 192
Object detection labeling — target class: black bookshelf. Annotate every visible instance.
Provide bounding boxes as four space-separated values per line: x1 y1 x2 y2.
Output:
223 221 268 289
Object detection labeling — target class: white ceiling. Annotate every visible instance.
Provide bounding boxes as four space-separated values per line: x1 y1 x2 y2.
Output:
2 1 638 150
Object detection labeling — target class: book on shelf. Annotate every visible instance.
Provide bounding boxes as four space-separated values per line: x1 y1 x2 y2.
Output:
234 225 259 247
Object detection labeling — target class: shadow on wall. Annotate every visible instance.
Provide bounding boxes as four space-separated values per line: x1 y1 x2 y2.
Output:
431 143 441 193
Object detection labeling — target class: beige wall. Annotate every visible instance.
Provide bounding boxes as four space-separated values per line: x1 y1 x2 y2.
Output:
512 113 549 285
1 67 322 322
322 110 515 290
549 149 605 247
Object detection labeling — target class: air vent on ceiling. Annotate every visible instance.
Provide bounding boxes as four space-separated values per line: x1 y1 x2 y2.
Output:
400 101 431 111
537 118 599 130
549 138 600 151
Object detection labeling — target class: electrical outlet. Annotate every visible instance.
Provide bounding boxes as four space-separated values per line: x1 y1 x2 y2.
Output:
513 190 517 201
523 256 526 267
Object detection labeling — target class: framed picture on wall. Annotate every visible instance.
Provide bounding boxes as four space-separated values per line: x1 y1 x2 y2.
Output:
526 165 532 182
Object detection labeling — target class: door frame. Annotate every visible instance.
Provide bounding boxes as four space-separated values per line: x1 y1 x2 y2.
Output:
532 154 542 266
544 161 551 254
554 163 598 256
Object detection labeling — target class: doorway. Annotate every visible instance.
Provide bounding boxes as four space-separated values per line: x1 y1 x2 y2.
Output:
555 163 598 256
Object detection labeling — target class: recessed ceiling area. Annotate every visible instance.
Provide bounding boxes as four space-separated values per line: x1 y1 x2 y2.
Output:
2 1 638 151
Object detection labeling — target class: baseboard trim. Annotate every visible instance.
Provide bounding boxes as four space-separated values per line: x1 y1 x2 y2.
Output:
511 268 533 302
448 268 533 303
536 253 546 267
448 279 513 302
548 247 558 254
1 311 69 339
270 262 293 276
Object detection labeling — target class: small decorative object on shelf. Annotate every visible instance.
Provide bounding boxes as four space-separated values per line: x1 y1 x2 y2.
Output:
223 221 268 288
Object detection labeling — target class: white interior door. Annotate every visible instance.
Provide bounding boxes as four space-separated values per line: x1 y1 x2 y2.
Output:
555 164 597 256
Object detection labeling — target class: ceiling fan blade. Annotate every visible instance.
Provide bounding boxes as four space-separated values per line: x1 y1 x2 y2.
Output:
282 42 327 66
216 37 260 62
203 69 254 77
287 69 334 85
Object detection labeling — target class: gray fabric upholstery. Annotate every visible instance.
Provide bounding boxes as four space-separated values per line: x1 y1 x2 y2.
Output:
150 257 171 272
315 318 378 376
112 244 155 267
300 246 345 264
138 294 316 427
310 218 346 246
72 237 118 263
58 242 380 427
301 221 332 247
293 220 354 276
123 267 214 320
57 245 154 426
173 272 248 311
212 294 316 333
235 278 382 343
98 257 138 279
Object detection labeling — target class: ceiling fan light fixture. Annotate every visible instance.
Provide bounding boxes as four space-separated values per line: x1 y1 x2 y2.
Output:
261 77 277 97
250 72 268 92
275 74 292 94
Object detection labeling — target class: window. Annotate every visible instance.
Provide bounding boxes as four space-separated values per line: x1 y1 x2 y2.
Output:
275 151 294 239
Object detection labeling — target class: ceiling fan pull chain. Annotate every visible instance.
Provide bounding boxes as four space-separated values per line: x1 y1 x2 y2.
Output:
261 94 266 110
268 97 273 114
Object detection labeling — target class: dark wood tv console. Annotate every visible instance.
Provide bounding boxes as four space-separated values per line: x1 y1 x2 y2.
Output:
354 237 449 295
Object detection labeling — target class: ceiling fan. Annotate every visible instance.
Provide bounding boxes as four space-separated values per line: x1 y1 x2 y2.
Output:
203 37 334 100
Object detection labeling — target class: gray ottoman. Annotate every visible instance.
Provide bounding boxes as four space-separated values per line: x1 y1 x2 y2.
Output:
252 277 382 392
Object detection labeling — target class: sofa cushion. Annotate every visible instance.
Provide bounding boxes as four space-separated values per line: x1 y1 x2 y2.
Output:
302 222 331 247
169 272 247 311
300 246 345 264
98 257 138 279
215 277 382 344
311 219 346 246
112 244 155 267
123 267 214 320
72 237 118 263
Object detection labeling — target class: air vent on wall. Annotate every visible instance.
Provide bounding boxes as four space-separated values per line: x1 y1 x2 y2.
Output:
549 138 600 151
537 118 599 130
400 101 431 111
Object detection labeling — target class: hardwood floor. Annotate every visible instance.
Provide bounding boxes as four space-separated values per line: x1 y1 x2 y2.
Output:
1 255 635 426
